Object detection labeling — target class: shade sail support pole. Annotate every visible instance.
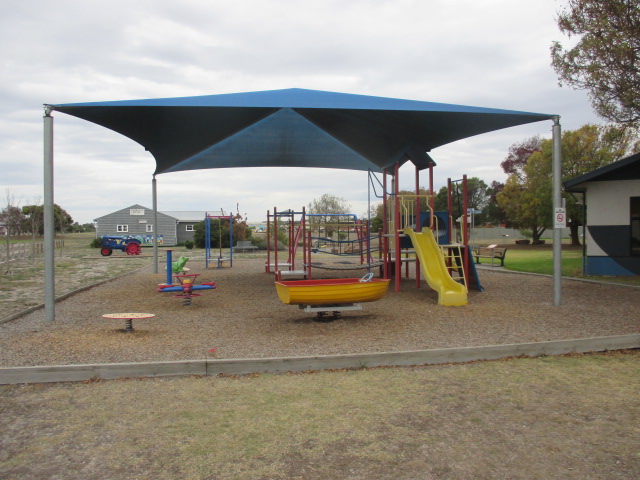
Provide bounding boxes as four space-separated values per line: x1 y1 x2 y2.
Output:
43 108 55 322
152 175 158 273
552 116 563 306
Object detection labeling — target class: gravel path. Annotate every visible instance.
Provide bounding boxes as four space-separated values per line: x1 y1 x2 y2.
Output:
0 256 638 367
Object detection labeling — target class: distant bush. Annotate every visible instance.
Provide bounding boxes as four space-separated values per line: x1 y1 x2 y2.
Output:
184 240 194 250
252 236 288 251
90 238 102 248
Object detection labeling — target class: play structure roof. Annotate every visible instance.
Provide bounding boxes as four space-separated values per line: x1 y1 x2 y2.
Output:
565 152 640 192
46 88 555 175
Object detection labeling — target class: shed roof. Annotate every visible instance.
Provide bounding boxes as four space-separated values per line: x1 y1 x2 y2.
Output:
162 211 225 222
565 152 640 192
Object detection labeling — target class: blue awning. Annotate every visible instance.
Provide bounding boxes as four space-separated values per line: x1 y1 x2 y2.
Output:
46 88 555 174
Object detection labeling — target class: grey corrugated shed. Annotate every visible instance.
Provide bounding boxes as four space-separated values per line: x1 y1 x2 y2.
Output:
95 204 178 246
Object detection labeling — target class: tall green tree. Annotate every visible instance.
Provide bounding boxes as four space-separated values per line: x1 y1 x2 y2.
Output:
491 136 544 233
551 0 640 128
498 163 551 244
22 203 73 234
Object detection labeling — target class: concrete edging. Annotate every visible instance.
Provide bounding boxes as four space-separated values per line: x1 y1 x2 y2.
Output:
1 333 638 385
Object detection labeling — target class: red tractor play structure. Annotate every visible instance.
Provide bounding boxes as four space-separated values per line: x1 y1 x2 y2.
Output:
100 235 142 256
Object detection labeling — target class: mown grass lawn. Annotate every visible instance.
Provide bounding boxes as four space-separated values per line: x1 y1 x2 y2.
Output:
502 245 640 285
503 247 583 276
2 351 639 480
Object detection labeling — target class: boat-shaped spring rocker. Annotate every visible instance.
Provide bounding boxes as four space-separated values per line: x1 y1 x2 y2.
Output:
275 272 390 321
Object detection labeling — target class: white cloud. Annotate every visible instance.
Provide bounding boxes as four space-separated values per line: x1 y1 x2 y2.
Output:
0 0 601 223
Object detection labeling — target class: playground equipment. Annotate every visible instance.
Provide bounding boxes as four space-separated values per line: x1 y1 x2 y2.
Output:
275 273 390 320
267 162 482 307
100 235 142 256
402 227 467 306
265 207 310 278
102 312 155 332
265 207 381 280
205 213 233 269
370 163 482 305
157 274 216 306
309 214 368 254
158 250 216 305
171 255 190 274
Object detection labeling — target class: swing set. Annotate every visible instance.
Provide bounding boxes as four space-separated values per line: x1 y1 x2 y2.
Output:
264 206 382 280
204 213 234 269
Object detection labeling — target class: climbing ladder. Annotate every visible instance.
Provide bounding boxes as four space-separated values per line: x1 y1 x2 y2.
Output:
441 244 467 286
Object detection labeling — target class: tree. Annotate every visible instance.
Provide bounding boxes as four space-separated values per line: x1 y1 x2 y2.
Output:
22 202 43 232
193 215 252 249
364 202 384 233
432 178 489 222
194 219 227 249
501 136 542 181
22 198 43 261
55 205 73 235
483 181 508 226
1 205 25 237
21 204 74 235
497 169 551 244
307 194 352 238
498 124 638 244
308 194 352 216
231 212 252 243
551 0 640 128
69 222 96 233
1 190 25 274
432 186 449 213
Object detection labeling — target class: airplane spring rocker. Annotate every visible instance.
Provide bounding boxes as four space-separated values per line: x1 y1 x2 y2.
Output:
157 251 216 306
157 273 216 306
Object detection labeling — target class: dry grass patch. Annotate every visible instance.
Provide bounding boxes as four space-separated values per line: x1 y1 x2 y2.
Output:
0 233 159 320
1 351 638 479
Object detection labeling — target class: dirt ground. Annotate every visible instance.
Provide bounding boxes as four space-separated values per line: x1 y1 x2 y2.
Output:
0 250 638 367
1 243 639 479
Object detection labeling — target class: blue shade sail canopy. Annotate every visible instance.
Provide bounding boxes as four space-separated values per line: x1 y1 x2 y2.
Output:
46 88 555 175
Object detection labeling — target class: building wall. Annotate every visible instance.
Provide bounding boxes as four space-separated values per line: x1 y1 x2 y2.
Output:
176 221 198 244
584 179 638 256
95 205 177 246
583 179 640 275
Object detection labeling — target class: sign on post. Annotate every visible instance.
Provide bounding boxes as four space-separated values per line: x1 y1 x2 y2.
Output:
554 208 566 229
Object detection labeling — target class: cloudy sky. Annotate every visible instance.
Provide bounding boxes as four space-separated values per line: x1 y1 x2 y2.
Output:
1 0 601 224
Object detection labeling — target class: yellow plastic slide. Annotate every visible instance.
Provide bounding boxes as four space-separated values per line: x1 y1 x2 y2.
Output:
402 227 467 306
